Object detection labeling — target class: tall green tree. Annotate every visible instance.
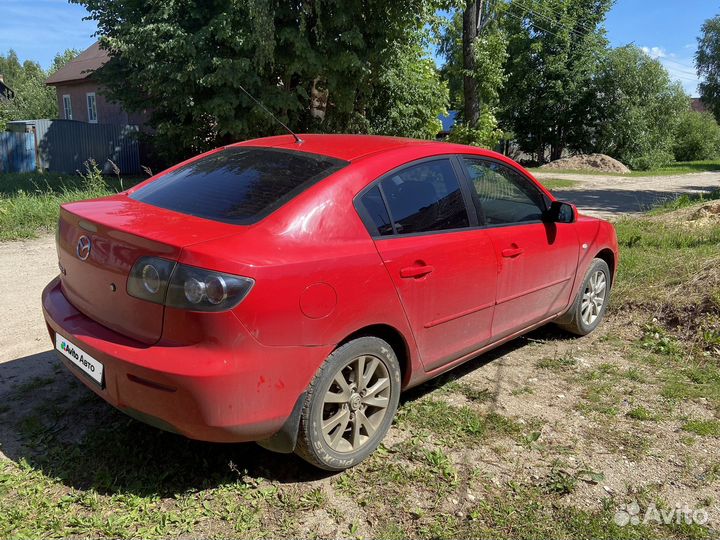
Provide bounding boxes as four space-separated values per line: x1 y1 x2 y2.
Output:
584 46 688 169
439 6 507 147
499 0 612 162
72 0 447 160
696 15 720 123
0 49 78 129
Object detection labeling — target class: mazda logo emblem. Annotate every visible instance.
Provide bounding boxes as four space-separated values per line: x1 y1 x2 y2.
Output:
76 235 91 260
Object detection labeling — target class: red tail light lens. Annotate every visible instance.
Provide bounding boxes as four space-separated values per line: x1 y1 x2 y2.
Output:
127 257 254 312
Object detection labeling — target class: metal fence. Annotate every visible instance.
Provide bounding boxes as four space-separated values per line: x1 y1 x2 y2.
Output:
5 119 141 174
0 131 36 173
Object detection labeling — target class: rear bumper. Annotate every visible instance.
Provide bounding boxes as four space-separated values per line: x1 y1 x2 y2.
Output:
41 277 331 443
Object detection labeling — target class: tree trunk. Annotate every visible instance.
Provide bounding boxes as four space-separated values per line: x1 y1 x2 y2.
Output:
463 1 480 127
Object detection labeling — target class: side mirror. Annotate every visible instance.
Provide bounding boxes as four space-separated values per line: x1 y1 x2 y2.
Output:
545 200 576 224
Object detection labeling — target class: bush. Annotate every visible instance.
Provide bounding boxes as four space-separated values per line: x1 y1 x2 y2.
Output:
447 109 503 148
673 111 720 162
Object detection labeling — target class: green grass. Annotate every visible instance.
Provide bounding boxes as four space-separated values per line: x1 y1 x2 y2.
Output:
682 419 720 438
528 159 720 177
0 171 144 241
538 178 581 190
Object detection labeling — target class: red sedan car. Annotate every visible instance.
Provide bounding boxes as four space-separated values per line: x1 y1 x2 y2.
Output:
42 135 618 470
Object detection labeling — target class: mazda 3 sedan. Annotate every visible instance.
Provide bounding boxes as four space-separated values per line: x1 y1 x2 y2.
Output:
42 134 618 470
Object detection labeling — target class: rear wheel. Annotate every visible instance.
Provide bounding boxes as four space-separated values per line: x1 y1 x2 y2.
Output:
295 337 401 471
556 258 611 336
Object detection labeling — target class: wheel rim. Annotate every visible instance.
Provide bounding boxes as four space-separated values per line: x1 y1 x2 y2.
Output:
581 270 607 326
321 354 391 453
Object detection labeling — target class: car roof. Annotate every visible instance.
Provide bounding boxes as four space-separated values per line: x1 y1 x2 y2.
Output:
229 134 490 162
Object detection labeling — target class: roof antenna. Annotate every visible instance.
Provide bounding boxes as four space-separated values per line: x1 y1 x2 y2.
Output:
237 82 304 144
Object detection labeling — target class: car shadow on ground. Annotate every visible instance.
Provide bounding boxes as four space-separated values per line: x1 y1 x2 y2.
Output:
0 324 573 495
552 185 719 217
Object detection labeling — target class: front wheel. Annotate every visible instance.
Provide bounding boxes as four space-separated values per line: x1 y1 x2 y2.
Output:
294 337 401 471
556 258 611 336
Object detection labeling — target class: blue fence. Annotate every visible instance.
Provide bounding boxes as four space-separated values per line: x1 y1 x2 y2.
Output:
4 120 141 174
0 131 36 173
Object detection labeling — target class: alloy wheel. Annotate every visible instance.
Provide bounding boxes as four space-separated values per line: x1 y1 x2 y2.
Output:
321 354 391 453
580 270 607 326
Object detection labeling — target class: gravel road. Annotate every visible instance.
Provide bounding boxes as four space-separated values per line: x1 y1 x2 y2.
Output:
534 170 720 220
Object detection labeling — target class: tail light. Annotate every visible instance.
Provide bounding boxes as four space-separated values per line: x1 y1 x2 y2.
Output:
127 257 254 312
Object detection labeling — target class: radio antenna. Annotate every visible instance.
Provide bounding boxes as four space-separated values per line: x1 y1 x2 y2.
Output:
237 82 304 144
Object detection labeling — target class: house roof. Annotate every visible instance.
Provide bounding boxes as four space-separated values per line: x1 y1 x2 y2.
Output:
46 42 109 85
438 110 458 133
691 98 708 114
0 79 14 99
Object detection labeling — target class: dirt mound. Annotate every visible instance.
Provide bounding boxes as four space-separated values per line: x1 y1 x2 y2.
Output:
540 154 631 173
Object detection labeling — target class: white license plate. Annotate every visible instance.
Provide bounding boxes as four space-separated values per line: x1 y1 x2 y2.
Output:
55 335 104 386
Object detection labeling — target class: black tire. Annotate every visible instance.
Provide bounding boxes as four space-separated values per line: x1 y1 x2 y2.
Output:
294 336 401 471
555 258 611 336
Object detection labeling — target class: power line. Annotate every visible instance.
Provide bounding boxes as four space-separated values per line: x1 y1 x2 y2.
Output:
509 0 596 37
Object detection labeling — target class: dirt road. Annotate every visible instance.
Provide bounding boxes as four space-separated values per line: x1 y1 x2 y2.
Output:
535 170 720 220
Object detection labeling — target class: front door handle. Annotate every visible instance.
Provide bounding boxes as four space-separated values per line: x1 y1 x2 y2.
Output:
501 247 524 258
400 265 434 279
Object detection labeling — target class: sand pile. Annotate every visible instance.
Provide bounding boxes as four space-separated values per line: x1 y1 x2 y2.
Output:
540 154 631 174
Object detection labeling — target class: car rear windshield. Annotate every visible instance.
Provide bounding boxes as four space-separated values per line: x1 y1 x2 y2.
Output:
130 147 348 224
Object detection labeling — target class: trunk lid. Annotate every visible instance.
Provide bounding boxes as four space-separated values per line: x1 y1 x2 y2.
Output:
57 194 243 344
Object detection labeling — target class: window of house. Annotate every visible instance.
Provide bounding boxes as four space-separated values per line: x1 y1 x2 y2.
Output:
86 93 97 123
463 158 546 225
380 159 469 235
62 95 72 120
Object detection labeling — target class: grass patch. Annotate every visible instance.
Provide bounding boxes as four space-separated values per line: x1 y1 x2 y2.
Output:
536 354 577 371
538 178 580 190
682 419 720 438
0 166 145 241
396 399 521 444
528 159 720 176
626 406 659 421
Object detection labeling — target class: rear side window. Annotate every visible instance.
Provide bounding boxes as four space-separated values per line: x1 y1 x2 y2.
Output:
357 186 393 236
380 159 469 235
131 147 347 224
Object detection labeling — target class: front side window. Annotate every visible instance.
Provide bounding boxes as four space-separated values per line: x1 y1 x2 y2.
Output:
86 93 97 123
463 158 546 225
131 147 347 225
63 95 72 120
380 159 469 235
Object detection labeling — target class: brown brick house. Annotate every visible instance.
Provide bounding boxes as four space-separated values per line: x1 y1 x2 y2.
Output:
46 42 148 126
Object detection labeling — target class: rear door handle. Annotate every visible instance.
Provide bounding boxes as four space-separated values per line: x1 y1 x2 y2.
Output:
501 247 524 258
400 265 434 279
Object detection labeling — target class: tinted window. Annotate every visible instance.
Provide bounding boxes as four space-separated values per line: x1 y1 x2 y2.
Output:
131 148 347 224
358 186 393 236
380 160 469 235
463 158 546 225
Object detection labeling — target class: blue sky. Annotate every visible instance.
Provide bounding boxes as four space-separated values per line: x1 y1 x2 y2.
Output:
0 0 713 96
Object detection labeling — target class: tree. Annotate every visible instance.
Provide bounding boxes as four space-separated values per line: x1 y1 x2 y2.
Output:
364 41 449 139
585 46 689 169
72 0 447 160
0 49 78 129
673 110 720 162
499 0 612 163
439 5 507 148
696 15 720 123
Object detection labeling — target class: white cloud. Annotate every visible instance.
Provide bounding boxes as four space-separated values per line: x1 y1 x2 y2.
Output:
641 46 667 59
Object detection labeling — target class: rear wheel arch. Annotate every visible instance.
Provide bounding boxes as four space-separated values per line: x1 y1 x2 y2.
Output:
337 324 412 387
